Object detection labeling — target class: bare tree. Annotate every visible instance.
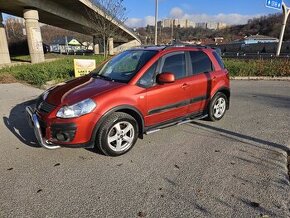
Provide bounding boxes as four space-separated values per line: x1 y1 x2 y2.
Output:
86 0 127 57
5 16 25 44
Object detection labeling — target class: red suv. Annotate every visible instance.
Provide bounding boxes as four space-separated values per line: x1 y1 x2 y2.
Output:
26 45 230 156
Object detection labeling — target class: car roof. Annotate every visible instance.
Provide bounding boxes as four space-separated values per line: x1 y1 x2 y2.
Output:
130 44 215 52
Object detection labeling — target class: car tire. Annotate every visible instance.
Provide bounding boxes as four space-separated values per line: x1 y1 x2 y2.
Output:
96 112 139 156
208 92 228 121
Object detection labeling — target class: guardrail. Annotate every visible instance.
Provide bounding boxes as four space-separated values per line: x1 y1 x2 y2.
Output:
222 52 290 59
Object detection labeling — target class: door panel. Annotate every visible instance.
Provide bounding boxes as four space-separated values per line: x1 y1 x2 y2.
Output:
145 78 189 126
186 51 214 114
187 73 211 114
144 52 189 127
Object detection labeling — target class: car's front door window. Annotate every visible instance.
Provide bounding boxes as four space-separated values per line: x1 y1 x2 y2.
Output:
137 62 158 88
160 52 186 79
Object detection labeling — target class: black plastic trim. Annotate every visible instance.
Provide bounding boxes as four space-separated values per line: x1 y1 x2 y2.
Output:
190 95 207 104
51 123 77 131
148 100 189 115
214 87 231 109
148 95 207 115
90 105 145 143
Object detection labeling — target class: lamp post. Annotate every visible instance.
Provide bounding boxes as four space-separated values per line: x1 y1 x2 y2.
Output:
276 2 290 56
154 0 158 45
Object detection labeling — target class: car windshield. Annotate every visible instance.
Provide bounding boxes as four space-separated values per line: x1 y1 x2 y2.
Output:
92 50 158 83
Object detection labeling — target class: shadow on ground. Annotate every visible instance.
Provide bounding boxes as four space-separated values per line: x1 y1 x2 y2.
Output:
3 99 103 155
3 99 40 148
10 57 30 63
189 121 290 153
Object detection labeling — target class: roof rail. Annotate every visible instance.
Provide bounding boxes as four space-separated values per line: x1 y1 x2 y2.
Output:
162 43 211 50
132 44 166 49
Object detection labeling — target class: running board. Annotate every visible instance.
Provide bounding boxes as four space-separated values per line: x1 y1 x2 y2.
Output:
145 114 208 135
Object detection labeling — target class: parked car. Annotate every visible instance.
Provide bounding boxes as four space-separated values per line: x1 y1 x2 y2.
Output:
26 45 230 156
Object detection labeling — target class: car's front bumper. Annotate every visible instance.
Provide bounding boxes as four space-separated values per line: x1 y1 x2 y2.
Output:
26 106 61 149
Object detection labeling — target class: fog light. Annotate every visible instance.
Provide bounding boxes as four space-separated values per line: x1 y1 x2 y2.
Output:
56 133 68 142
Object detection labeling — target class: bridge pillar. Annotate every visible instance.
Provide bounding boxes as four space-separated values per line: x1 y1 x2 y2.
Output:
93 36 99 55
108 38 114 55
0 13 11 65
23 9 44 64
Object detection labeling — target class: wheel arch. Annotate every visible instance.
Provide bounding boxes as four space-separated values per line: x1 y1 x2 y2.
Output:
91 105 145 144
211 87 230 109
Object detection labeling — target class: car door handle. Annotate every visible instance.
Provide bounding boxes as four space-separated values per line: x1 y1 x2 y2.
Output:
181 83 189 89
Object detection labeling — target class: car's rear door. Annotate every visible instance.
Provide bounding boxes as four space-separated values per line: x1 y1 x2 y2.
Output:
185 50 214 114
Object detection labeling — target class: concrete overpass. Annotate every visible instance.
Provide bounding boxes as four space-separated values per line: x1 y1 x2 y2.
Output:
0 0 141 64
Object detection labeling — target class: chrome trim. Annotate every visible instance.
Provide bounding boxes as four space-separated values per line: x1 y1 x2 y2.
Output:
26 106 60 150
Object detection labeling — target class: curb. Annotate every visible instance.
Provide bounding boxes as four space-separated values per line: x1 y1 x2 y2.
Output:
230 77 290 81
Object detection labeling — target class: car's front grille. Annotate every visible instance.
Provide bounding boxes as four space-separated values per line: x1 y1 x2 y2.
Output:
36 98 56 114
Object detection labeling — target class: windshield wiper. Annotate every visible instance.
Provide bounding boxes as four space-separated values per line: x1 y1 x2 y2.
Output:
92 74 114 82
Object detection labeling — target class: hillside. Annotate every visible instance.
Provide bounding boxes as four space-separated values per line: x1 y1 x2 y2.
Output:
216 13 290 41
137 13 290 44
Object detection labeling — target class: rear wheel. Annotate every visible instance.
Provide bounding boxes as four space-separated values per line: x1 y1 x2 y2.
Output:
208 92 227 121
96 112 139 156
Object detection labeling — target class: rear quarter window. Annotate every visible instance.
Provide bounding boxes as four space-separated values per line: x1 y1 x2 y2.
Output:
212 51 225 69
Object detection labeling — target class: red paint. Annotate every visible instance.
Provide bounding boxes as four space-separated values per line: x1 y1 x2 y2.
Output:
38 46 230 146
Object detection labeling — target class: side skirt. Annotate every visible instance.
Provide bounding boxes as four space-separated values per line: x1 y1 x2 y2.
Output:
144 112 208 135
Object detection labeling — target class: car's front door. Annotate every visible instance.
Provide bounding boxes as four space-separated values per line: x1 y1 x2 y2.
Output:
144 52 190 127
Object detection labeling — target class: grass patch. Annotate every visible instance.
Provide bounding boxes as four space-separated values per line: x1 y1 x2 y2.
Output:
224 58 290 77
0 55 289 87
0 55 105 87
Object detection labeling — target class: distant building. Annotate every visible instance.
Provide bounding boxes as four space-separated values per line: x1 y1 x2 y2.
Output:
217 22 227 30
161 19 196 28
241 35 279 44
172 19 185 28
186 20 196 28
196 23 207 29
214 37 224 44
207 22 218 30
161 19 173 28
50 37 85 53
82 42 94 50
160 19 226 30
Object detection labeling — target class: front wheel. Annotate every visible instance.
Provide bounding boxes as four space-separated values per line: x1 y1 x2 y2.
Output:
208 92 228 121
96 112 139 156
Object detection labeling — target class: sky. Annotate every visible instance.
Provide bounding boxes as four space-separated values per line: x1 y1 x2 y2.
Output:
2 0 287 28
124 0 286 27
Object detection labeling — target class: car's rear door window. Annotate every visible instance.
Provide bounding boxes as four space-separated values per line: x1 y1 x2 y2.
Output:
189 51 213 75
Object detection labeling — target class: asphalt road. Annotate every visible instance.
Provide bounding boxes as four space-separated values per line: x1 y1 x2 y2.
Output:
0 81 289 218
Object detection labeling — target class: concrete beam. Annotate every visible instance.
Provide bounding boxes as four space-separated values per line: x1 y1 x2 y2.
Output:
0 13 11 65
0 0 140 43
23 9 44 64
113 40 141 54
108 38 114 56
93 36 99 55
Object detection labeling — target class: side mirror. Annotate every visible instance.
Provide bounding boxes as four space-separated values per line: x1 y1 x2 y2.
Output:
157 72 175 84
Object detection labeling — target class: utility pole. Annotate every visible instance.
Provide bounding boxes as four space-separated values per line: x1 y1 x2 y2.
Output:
171 19 174 43
154 0 158 45
276 2 290 56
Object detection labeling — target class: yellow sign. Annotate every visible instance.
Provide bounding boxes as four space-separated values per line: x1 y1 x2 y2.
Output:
74 59 96 77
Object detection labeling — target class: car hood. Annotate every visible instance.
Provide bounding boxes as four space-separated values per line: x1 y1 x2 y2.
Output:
46 75 125 106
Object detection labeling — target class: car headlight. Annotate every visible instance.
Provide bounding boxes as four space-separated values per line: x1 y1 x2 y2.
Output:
56 98 96 118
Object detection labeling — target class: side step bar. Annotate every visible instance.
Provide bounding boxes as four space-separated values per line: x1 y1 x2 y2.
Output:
145 114 208 135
